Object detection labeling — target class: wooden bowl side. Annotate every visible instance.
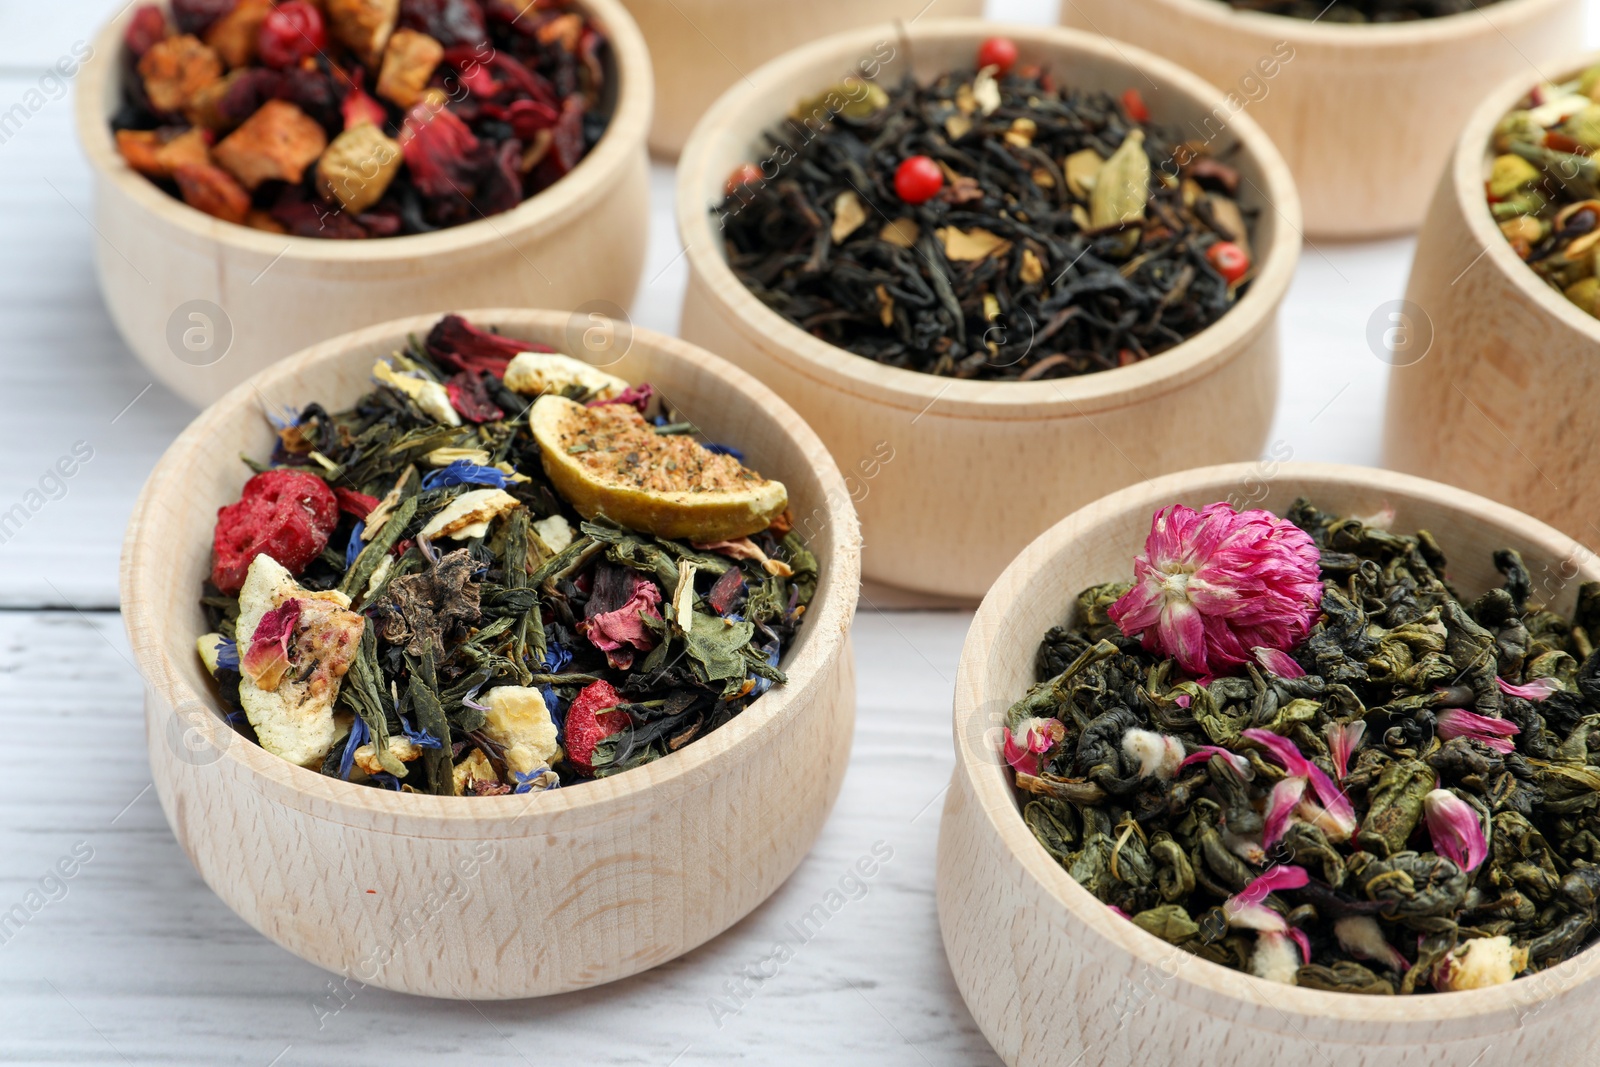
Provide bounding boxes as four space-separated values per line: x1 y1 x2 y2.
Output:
1063 0 1585 238
1385 50 1600 547
677 19 1299 599
75 0 655 409
619 0 984 158
121 310 861 997
938 462 1600 1064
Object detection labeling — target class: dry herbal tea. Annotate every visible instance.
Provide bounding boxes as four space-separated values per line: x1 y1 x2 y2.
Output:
112 0 609 237
195 314 816 796
1216 0 1499 19
713 37 1256 381
1003 499 1600 993
1487 68 1600 320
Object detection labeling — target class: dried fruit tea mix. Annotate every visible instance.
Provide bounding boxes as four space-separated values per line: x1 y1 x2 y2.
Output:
196 314 816 796
1004 500 1600 993
1218 0 1501 19
113 0 609 237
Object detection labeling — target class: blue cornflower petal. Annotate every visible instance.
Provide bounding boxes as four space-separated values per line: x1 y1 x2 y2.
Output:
369 772 403 791
265 405 303 431
751 639 781 698
338 716 370 780
512 768 561 794
421 461 510 491
399 715 443 749
344 521 366 568
541 641 572 673
215 637 239 672
703 443 745 461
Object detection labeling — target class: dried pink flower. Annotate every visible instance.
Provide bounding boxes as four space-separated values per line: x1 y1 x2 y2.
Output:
1424 788 1488 872
1497 676 1562 702
1176 744 1255 781
1436 708 1520 755
1108 503 1323 678
1003 717 1065 777
1242 728 1357 841
1324 720 1366 780
581 573 662 670
1252 645 1305 679
1223 864 1309 932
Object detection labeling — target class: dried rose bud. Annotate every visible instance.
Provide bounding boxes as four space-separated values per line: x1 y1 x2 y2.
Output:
1002 717 1065 777
1108 502 1323 679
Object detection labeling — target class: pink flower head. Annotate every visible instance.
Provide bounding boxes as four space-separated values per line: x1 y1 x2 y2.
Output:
1324 720 1366 780
1223 865 1309 932
1252 645 1306 679
1497 676 1561 702
1108 503 1323 679
1241 728 1357 840
1176 744 1255 782
1003 717 1066 777
1423 789 1488 872
1436 708 1520 755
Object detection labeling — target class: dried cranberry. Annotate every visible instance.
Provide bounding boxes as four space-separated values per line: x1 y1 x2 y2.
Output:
211 469 338 594
398 102 483 199
278 65 340 131
426 314 550 378
258 1 326 70
563 680 628 773
444 371 505 423
171 0 237 36
400 0 489 48
125 5 168 57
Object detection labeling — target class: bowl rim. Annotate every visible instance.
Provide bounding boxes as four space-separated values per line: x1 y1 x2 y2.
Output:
1447 47 1600 344
951 460 1600 1023
119 308 861 832
73 0 653 263
1091 0 1579 45
675 18 1302 420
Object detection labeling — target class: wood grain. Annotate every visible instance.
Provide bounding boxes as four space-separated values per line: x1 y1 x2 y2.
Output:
72 0 656 409
937 461 1600 1065
1062 0 1585 238
619 0 984 158
676 20 1300 599
1385 52 1600 550
119 310 862 999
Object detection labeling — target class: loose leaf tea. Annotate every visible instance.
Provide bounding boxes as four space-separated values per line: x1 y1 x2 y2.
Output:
714 38 1256 381
1004 499 1600 993
1218 0 1500 18
1488 68 1600 320
195 314 815 797
112 0 610 238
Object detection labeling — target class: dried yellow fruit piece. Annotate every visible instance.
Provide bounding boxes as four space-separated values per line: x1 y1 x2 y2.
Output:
831 190 867 243
504 351 629 401
1020 248 1045 285
880 218 919 248
1090 130 1150 229
1064 148 1103 200
419 488 521 541
937 226 1012 261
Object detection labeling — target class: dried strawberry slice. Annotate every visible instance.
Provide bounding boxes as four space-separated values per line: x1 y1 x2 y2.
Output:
563 679 627 773
211 470 338 594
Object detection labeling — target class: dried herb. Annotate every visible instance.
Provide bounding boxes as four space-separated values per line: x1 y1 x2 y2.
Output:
112 0 610 238
1006 498 1600 993
1218 0 1500 18
1488 67 1600 320
713 38 1255 381
198 314 813 797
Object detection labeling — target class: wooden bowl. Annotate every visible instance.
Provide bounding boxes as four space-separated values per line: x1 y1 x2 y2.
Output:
617 0 983 158
75 1 654 410
119 309 860 999
938 461 1600 1065
676 20 1300 601
1385 52 1600 546
1063 0 1584 238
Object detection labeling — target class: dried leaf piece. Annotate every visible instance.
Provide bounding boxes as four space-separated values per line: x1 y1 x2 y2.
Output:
371 546 483 655
936 226 1012 261
1089 129 1150 229
880 218 918 248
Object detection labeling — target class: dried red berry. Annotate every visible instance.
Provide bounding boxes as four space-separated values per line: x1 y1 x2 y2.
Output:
1122 88 1150 124
976 36 1018 75
425 313 551 378
211 469 338 594
258 1 326 70
564 679 628 773
894 155 944 205
1206 241 1250 284
125 5 169 57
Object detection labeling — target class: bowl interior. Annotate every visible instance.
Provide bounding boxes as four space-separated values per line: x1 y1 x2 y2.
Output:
680 19 1299 407
127 311 855 822
957 462 1600 1019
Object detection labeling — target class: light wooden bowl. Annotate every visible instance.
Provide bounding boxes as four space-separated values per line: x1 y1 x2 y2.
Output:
1385 52 1600 546
75 0 654 410
938 461 1600 1065
120 309 860 999
618 0 983 158
676 21 1300 601
1063 0 1584 238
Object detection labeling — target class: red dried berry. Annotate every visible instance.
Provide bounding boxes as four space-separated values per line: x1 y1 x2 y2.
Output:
1122 88 1150 124
564 679 628 773
1206 241 1250 284
894 155 944 205
210 469 339 594
125 5 168 57
724 162 763 195
976 36 1018 75
258 1 326 70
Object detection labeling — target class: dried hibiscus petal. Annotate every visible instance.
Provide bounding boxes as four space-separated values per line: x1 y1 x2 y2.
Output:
445 370 505 423
564 679 628 773
126 5 169 57
401 0 490 48
477 137 524 217
425 313 550 378
399 100 482 199
341 83 388 129
547 95 586 177
333 487 380 518
211 469 339 594
706 566 745 615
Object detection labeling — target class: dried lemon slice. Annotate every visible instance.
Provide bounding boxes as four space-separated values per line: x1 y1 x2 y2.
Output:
531 395 787 542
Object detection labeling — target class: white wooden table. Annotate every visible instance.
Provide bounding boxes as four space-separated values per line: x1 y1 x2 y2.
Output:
3 1 1596 1063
